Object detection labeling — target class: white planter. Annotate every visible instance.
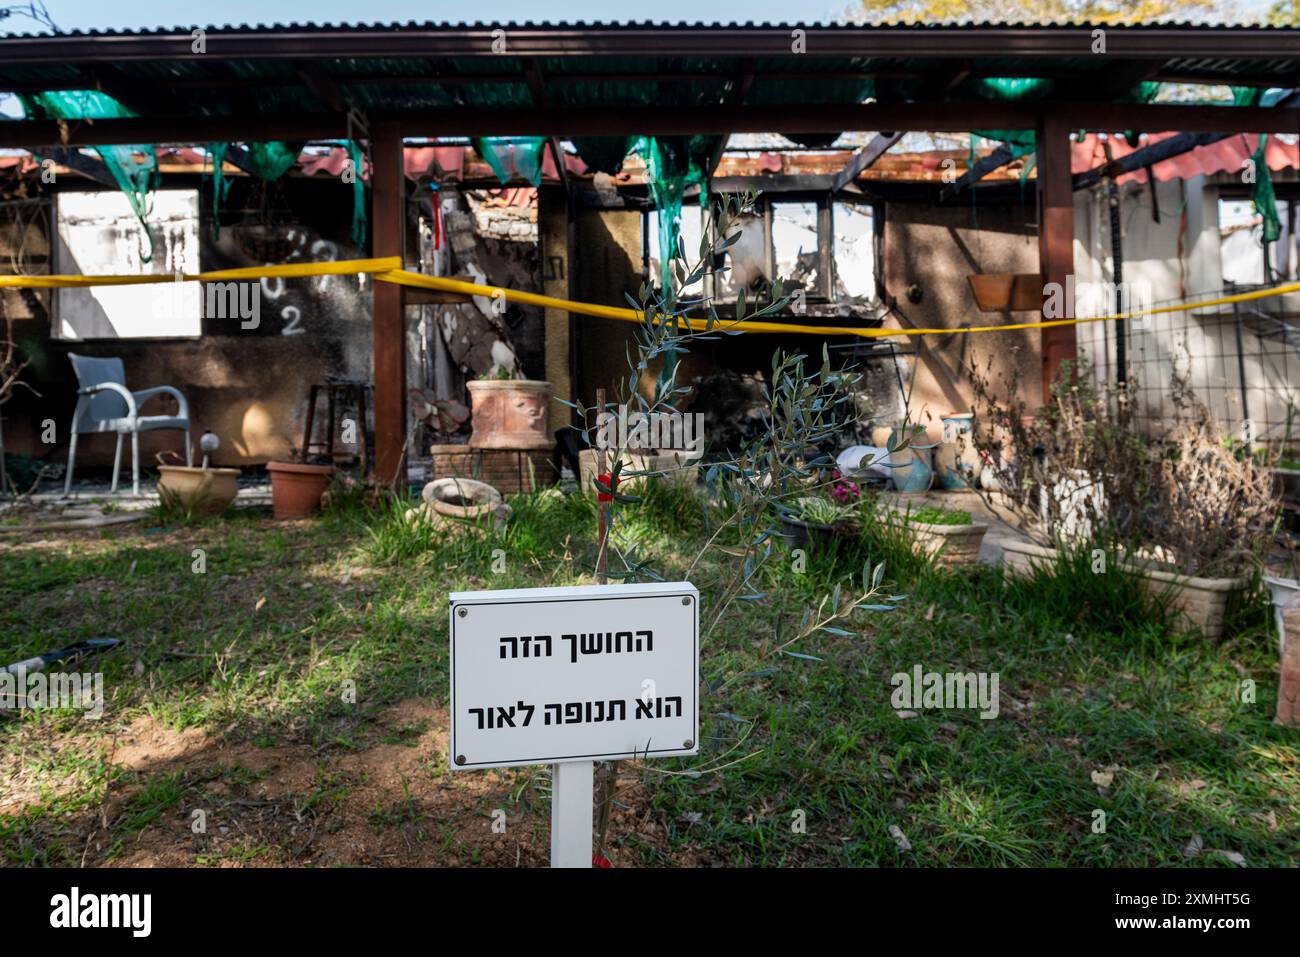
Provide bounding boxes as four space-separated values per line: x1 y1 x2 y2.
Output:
1000 540 1246 640
907 520 989 566
1264 576 1299 652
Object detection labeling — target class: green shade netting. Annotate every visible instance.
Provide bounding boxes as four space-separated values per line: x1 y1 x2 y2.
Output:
473 136 548 186
206 143 232 241
206 140 366 250
631 134 722 396
347 139 367 249
971 77 1163 166
966 78 1050 161
632 135 720 301
569 136 637 175
19 90 160 262
1251 137 1281 246
205 141 299 245
244 141 299 181
1233 87 1283 246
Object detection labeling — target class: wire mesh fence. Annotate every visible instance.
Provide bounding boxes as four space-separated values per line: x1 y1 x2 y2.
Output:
1077 282 1300 449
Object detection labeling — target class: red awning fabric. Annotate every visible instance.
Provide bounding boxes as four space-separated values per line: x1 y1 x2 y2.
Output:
1072 132 1300 185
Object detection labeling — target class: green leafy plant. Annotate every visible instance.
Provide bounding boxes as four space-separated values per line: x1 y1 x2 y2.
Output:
568 190 899 858
477 366 521 381
786 496 858 527
906 504 972 526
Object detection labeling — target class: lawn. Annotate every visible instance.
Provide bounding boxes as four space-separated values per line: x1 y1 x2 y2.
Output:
0 483 1295 867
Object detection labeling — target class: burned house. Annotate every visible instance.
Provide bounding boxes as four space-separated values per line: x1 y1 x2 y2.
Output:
0 21 1297 485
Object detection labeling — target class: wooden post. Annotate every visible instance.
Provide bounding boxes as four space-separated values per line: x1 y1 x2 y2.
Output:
371 120 407 489
1036 113 1077 401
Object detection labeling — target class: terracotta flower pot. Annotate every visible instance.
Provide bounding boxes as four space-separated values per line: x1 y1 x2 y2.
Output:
466 379 553 450
157 465 240 515
267 462 335 519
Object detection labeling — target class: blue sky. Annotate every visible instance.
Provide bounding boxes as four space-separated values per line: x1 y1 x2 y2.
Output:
1 0 1278 34
5 0 846 32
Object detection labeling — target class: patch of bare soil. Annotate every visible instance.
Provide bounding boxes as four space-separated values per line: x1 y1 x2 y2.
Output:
65 699 689 868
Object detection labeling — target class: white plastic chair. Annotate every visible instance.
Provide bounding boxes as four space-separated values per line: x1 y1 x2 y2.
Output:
64 353 191 496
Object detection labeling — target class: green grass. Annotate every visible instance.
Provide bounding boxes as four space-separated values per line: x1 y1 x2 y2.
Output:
0 481 1294 867
903 504 973 526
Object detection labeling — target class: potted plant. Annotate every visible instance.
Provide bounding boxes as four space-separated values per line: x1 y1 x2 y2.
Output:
978 362 1275 640
935 412 981 489
267 457 336 519
1265 567 1300 652
777 495 859 549
154 436 239 516
466 367 553 450
898 504 989 567
157 463 239 515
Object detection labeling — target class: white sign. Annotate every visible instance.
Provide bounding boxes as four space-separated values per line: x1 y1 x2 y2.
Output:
449 581 699 770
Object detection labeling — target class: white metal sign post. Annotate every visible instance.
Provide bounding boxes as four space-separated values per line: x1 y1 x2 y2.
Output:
449 581 699 868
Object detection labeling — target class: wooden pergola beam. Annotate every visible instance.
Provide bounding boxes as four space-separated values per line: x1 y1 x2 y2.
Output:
9 66 1291 95
1 101 1295 148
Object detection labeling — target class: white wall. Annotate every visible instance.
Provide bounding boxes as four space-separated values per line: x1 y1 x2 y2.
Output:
54 189 202 340
1073 176 1300 443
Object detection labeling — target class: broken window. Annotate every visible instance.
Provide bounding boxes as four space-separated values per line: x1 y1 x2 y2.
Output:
646 199 707 301
771 200 822 300
716 205 768 301
832 200 876 300
54 189 201 339
641 193 879 309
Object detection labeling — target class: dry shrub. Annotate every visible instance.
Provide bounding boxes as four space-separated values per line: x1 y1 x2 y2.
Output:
964 355 1150 547
1143 376 1277 578
966 358 1277 577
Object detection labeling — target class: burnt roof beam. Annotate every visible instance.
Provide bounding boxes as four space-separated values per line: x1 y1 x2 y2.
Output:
705 59 755 177
1070 89 1300 191
831 131 903 192
938 143 1017 202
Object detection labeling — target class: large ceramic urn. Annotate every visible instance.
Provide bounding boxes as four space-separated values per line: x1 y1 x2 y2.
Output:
466 379 553 450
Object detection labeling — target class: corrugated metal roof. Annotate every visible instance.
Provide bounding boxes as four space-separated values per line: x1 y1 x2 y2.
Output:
2 20 1297 37
0 20 1293 149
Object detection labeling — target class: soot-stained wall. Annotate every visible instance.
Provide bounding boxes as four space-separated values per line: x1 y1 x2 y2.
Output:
4 174 373 469
3 175 544 472
881 198 1045 437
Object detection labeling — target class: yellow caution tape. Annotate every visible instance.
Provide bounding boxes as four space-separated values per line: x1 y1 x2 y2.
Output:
374 268 877 337
0 257 403 289
4 256 1298 340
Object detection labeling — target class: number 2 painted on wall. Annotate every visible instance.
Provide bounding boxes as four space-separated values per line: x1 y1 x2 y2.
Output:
281 305 305 336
